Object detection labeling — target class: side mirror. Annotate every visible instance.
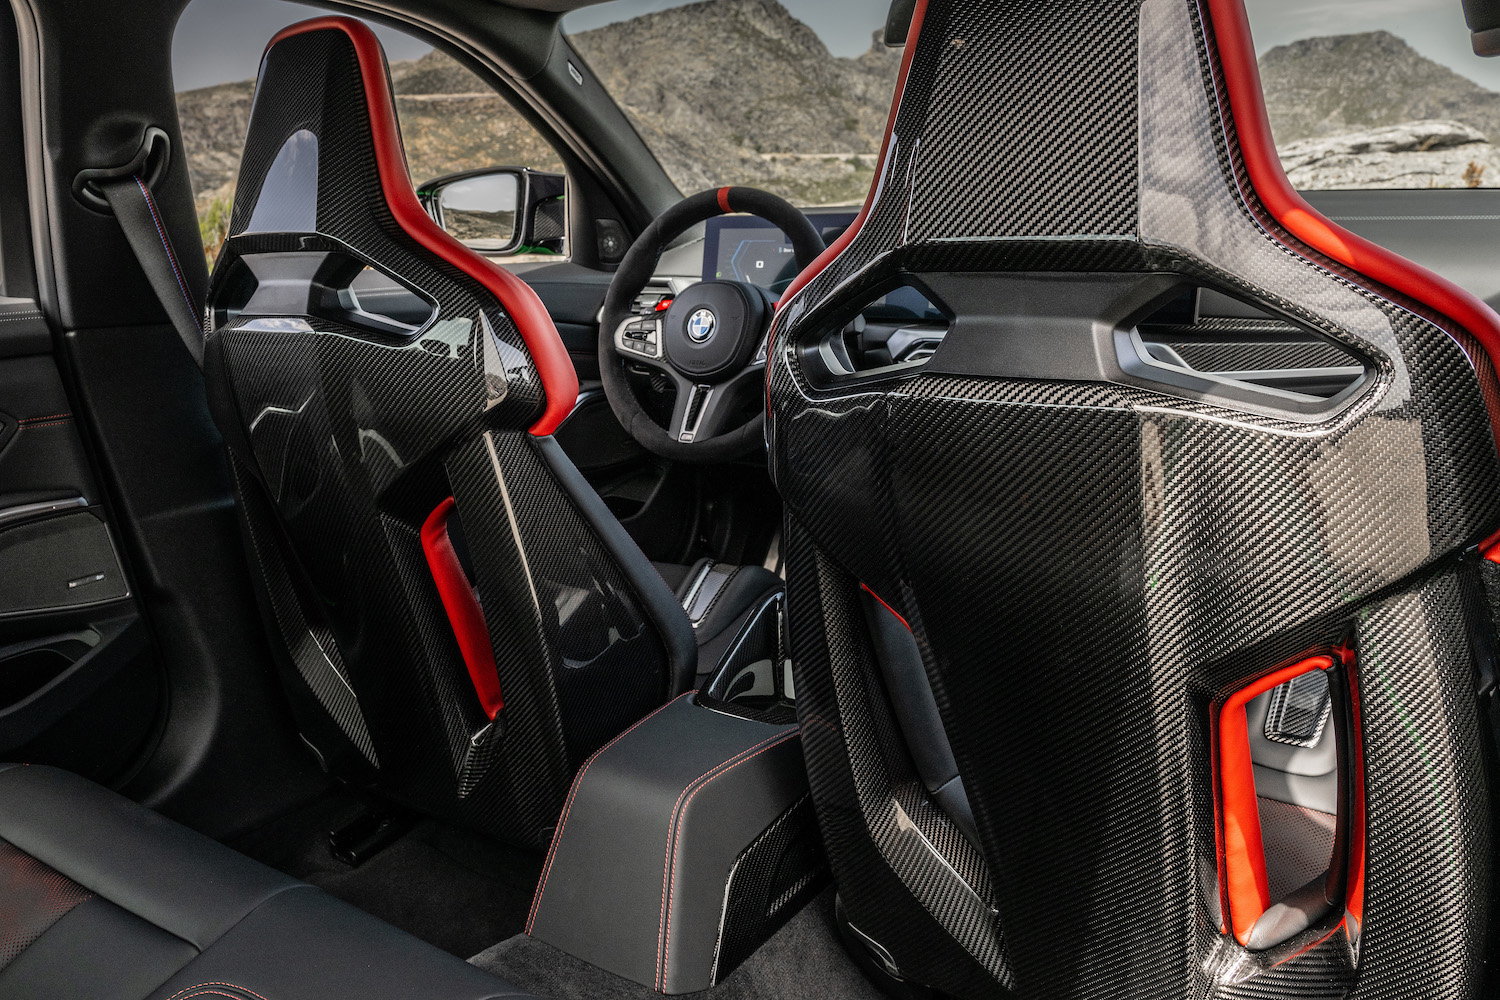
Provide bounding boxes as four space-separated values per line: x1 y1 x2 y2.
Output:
882 0 917 47
416 167 567 257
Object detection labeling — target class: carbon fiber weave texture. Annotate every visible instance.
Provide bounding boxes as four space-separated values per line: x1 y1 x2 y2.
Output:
204 26 673 848
768 0 1500 997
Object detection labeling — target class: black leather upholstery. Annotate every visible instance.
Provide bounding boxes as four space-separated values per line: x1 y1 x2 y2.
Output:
0 765 532 1000
526 694 812 994
859 590 978 848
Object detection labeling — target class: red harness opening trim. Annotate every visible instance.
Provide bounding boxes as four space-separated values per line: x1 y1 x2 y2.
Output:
1213 654 1333 945
421 497 504 719
264 17 579 437
1334 644 1365 925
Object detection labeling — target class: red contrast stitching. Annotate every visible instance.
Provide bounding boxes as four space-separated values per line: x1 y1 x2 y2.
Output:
525 691 695 934
17 420 71 430
166 984 274 1000
18 412 71 423
653 729 800 990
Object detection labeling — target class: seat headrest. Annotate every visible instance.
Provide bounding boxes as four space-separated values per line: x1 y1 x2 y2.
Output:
224 16 576 435
779 0 1500 453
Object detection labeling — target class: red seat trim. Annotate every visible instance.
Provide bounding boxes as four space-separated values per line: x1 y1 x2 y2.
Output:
264 17 579 437
859 582 911 632
421 497 504 719
1207 0 1500 452
1212 654 1333 945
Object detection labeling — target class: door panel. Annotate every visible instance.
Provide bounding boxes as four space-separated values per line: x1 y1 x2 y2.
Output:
0 306 162 785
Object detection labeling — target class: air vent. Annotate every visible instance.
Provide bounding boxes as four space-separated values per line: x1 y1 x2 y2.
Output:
807 281 952 378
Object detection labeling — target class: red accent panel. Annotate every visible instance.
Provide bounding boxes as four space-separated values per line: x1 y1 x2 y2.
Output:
264 18 579 437
777 0 929 307
1335 644 1365 925
716 187 734 214
1482 525 1500 563
421 497 504 719
1207 0 1500 453
859 582 911 632
1213 654 1333 945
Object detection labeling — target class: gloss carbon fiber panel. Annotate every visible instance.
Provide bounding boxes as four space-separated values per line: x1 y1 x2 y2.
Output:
711 794 828 986
769 1 1500 997
203 23 673 848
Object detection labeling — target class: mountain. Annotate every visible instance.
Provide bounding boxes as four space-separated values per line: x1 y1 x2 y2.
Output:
176 0 895 237
176 47 564 221
1259 31 1500 144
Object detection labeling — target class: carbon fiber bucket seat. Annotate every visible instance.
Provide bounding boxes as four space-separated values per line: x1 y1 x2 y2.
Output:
767 1 1500 997
200 18 761 850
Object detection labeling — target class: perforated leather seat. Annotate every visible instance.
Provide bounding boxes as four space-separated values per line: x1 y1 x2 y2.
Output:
0 765 531 1000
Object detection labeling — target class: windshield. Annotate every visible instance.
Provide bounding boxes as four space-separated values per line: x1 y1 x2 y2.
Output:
563 0 898 206
574 0 1500 195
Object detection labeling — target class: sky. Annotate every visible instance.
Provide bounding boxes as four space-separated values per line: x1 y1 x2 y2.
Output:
172 0 1500 94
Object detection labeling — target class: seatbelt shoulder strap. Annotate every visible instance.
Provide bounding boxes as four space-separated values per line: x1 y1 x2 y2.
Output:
98 173 205 367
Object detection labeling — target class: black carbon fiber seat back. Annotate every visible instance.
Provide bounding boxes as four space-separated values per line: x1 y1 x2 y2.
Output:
201 18 681 849
768 1 1500 997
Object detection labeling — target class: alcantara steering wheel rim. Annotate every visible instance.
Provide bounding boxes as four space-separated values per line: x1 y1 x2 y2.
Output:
598 186 824 463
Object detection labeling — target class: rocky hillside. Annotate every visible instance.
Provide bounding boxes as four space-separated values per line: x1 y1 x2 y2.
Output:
1259 31 1500 188
570 0 899 202
177 0 895 252
1260 31 1500 144
177 48 563 225
1278 119 1500 189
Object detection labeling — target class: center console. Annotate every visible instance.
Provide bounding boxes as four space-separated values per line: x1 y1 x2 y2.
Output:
523 592 822 994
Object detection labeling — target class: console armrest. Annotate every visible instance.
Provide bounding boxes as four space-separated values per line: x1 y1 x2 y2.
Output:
525 693 821 994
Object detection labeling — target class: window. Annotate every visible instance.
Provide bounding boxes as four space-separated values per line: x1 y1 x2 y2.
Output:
1246 0 1500 189
562 0 899 206
173 0 565 262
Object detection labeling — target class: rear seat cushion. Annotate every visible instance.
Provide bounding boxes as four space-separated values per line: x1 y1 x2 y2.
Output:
0 764 533 1000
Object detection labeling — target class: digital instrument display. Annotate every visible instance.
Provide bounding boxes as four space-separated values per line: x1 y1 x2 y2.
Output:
702 211 858 294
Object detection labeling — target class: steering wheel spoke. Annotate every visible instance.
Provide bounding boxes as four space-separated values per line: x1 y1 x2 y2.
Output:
666 365 764 445
612 314 666 364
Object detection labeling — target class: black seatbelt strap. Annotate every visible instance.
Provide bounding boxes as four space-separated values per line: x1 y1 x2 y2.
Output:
98 174 205 367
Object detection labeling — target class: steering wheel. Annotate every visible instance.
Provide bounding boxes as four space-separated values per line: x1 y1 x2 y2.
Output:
599 187 824 462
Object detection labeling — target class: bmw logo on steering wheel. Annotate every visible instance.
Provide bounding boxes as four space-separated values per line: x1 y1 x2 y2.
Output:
686 307 718 343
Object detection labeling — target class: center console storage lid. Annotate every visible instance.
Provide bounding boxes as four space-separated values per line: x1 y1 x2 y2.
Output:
525 693 813 994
